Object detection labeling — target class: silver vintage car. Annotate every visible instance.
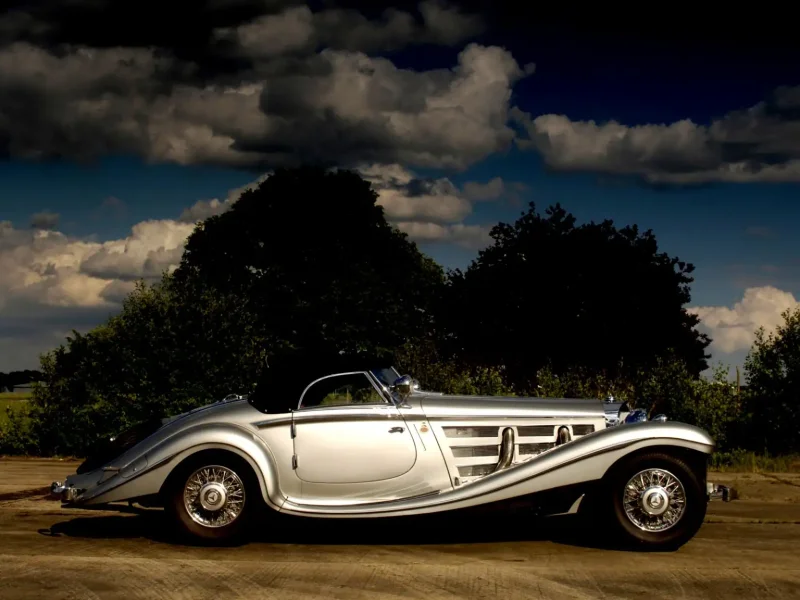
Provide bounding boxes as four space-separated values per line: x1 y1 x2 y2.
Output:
52 352 716 550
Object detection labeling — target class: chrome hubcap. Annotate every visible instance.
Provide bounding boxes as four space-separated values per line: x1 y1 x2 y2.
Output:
183 466 245 528
623 468 686 532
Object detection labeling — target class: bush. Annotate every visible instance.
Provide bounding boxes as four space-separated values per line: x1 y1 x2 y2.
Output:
395 339 515 396
710 449 800 473
535 356 745 451
0 402 37 455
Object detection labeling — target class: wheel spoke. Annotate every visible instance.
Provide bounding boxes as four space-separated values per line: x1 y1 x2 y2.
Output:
183 464 246 528
622 468 687 533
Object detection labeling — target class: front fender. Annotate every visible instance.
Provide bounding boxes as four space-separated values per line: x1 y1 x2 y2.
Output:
279 420 715 518
76 422 284 510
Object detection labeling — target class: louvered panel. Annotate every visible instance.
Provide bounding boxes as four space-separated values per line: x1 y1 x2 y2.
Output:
445 437 503 447
517 425 556 437
451 445 500 458
442 426 499 438
452 455 500 467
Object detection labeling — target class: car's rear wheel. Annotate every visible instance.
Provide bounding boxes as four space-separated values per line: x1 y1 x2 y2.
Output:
603 452 707 551
165 452 257 543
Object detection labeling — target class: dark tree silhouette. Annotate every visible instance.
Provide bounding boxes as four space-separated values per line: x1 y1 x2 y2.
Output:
0 370 42 392
443 203 710 391
174 166 445 358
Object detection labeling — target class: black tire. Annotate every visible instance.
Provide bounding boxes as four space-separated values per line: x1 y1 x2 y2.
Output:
602 452 707 551
164 451 258 544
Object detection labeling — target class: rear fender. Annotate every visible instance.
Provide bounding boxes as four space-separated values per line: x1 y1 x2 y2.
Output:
80 423 283 509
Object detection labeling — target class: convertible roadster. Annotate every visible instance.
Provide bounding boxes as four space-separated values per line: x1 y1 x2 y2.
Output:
52 353 716 550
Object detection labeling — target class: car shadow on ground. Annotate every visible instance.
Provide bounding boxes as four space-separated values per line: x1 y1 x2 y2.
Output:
39 505 635 551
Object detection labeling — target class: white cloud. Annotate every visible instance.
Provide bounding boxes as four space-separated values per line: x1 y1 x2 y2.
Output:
395 221 492 249
358 164 494 249
512 85 800 184
0 219 193 311
688 286 800 354
79 220 195 281
179 174 270 222
0 217 195 369
359 163 472 223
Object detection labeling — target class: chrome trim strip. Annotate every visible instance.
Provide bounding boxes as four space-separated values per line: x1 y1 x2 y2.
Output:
293 412 403 425
257 411 403 428
254 416 293 429
431 416 598 422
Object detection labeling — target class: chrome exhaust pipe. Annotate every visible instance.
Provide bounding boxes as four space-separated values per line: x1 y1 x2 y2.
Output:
493 427 515 472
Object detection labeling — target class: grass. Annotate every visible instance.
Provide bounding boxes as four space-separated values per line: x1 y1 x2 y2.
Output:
0 391 31 428
710 450 800 473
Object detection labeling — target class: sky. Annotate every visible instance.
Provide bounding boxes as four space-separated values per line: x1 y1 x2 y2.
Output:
1 2 799 376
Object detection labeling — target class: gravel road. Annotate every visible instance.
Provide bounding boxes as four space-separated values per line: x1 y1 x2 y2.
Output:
1 459 799 599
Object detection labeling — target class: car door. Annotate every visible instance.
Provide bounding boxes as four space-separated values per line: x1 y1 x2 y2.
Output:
291 371 417 484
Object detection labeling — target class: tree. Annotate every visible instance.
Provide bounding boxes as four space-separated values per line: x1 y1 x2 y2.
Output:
395 338 515 397
174 166 445 358
743 307 800 454
669 364 742 451
7 167 449 456
16 278 268 456
444 203 710 391
0 370 42 392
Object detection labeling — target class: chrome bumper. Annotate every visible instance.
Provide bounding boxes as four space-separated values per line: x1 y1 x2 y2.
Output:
50 481 82 503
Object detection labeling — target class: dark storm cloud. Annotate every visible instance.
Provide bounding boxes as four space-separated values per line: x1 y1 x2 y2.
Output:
30 211 60 230
0 1 527 171
2 2 798 182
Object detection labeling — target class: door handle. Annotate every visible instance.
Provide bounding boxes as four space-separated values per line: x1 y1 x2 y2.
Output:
389 426 405 433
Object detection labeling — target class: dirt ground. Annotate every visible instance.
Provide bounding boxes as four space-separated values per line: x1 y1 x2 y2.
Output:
1 459 799 599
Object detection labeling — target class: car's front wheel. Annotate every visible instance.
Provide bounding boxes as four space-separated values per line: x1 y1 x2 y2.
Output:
165 452 257 543
603 452 707 551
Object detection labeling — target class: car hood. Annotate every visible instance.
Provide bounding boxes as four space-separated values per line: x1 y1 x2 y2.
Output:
418 394 606 420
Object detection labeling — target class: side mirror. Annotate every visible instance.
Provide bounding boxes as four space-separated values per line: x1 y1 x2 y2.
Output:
391 374 414 400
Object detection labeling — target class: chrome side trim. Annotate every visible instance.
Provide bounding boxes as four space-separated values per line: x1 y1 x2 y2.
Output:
254 416 293 429
432 416 595 422
295 412 403 424
255 410 403 429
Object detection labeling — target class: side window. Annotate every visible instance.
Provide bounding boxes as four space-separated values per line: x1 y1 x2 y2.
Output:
299 373 387 409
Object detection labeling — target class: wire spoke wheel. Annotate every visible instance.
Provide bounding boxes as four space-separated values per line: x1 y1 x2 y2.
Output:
622 468 687 533
183 465 246 528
